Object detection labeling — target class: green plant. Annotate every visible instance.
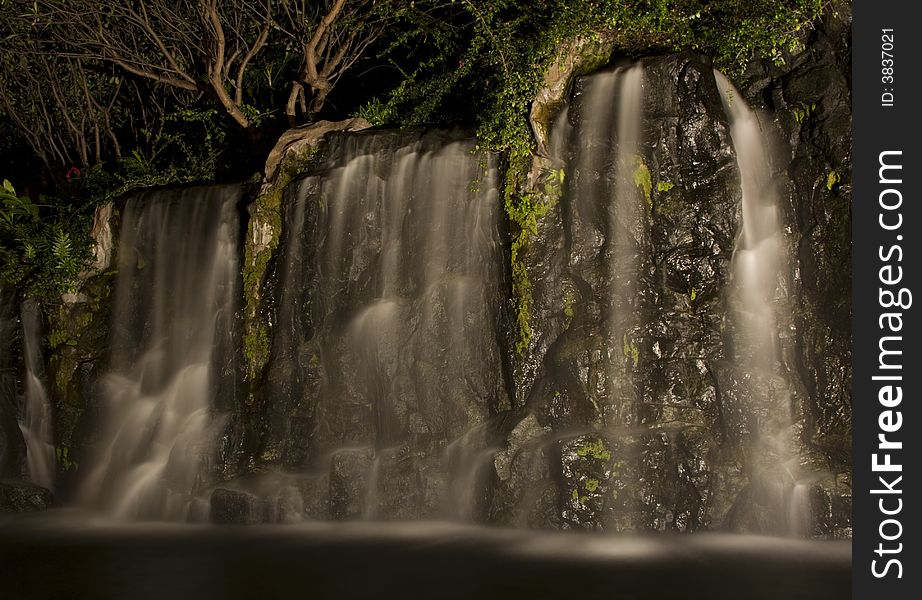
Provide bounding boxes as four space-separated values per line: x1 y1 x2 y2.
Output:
576 438 613 461
55 446 79 471
792 102 817 123
632 155 652 205
563 290 576 319
622 334 640 368
76 106 226 207
354 98 394 126
1 180 91 296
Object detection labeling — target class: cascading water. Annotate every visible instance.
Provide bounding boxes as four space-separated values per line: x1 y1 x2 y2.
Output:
79 185 240 520
18 299 55 490
714 71 809 536
546 64 647 530
259 130 507 521
563 65 645 400
606 65 645 427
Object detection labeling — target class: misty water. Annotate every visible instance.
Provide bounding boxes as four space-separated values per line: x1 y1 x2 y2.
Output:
0 513 848 600
78 186 240 520
18 300 55 491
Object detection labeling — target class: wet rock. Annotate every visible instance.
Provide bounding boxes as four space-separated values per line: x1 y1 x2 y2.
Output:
0 285 26 479
559 434 617 530
0 398 23 481
0 481 52 512
210 471 331 523
210 488 271 524
514 53 742 532
509 17 851 535
493 413 548 483
45 202 121 495
329 447 374 520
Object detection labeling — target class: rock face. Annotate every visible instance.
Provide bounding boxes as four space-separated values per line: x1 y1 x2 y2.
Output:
44 203 121 498
743 7 853 539
505 54 743 532
0 481 52 512
497 12 851 536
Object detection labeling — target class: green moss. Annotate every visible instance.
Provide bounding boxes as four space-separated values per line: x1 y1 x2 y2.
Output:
632 156 652 205
552 167 566 185
690 287 698 302
53 356 77 398
241 143 322 380
243 324 271 378
48 326 71 350
576 438 612 461
792 102 817 123
55 446 79 471
826 170 840 191
584 478 600 493
622 333 640 368
242 231 275 378
506 157 559 357
657 181 674 192
563 290 576 319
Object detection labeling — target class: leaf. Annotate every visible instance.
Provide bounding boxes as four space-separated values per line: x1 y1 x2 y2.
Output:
52 229 72 262
2 180 14 194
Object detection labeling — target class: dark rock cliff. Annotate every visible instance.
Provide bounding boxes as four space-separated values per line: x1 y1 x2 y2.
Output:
496 10 851 536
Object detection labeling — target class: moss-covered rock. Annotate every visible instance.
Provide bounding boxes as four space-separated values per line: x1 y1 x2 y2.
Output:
44 202 120 495
242 119 371 383
529 35 616 156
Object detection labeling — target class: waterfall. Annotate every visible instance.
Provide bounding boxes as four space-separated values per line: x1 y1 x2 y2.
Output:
714 71 807 535
18 299 56 490
607 65 645 427
263 131 506 520
714 70 782 363
79 185 240 520
554 64 645 425
547 65 646 529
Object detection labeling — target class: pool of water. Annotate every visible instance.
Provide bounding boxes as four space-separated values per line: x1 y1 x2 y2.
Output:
0 511 849 600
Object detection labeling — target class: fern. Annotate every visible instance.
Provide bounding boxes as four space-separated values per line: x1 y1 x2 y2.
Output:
0 180 90 296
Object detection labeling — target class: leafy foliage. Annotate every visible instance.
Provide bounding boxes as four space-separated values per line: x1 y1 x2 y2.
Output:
375 0 825 151
0 180 91 297
79 107 228 202
0 0 830 307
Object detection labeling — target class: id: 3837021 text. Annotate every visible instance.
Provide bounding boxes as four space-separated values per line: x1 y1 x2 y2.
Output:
881 28 895 107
